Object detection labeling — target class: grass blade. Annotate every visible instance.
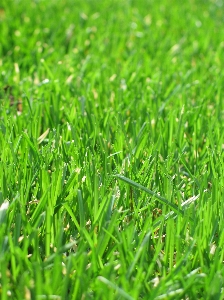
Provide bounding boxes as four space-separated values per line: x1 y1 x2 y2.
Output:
116 174 184 216
97 276 134 300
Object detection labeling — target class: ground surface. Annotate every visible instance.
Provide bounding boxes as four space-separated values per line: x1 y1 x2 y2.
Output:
0 0 223 299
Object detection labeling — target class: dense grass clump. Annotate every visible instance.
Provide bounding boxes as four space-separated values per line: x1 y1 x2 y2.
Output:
0 0 223 299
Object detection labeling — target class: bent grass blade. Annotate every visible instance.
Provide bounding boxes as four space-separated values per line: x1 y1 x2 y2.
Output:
115 174 185 216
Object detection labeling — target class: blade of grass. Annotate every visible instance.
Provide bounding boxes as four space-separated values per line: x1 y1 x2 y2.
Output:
97 276 134 300
116 174 184 216
77 189 85 229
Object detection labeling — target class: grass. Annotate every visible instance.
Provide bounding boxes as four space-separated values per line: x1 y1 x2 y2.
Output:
0 0 223 298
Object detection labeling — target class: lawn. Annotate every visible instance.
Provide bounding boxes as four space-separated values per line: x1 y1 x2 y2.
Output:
0 0 223 299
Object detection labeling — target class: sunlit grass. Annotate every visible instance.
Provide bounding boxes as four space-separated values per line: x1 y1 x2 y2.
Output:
0 0 224 299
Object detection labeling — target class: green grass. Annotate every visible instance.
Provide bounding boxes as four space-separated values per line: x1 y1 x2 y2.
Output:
0 0 224 299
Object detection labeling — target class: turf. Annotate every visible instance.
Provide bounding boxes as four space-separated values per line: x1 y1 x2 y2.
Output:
0 0 223 299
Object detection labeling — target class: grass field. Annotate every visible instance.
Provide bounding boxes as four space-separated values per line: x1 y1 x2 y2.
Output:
0 0 224 299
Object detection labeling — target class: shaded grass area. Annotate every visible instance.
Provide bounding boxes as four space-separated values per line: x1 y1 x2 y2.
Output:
0 0 224 299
